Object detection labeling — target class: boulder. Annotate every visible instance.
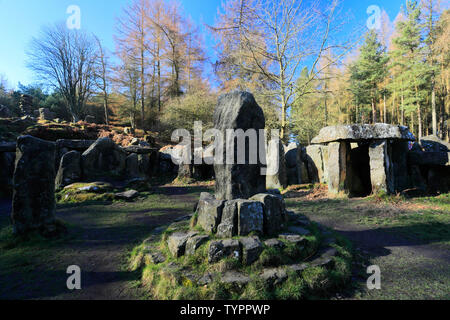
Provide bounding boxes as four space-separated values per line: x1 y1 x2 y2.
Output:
196 193 225 234
239 236 263 265
220 271 251 287
250 193 285 236
310 247 337 269
144 251 166 265
11 135 57 235
327 141 350 194
167 231 198 258
311 124 415 144
369 140 394 194
261 268 288 286
81 137 127 180
125 154 140 178
185 235 210 256
279 233 308 247
266 139 287 189
115 189 139 200
208 239 241 263
213 91 266 200
284 142 303 185
55 151 82 190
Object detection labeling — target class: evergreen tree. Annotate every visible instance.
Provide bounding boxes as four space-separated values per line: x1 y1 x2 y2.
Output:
391 0 429 138
349 29 389 123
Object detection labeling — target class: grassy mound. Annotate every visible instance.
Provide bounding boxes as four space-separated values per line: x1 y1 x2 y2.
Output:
129 217 353 300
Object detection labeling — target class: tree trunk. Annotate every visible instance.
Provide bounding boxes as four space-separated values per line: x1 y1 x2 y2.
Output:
401 94 405 126
383 94 387 123
103 97 109 126
372 98 377 124
417 104 422 140
432 88 437 136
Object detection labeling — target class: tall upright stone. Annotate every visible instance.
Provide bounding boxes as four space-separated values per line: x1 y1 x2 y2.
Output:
327 141 350 194
12 136 57 235
266 140 287 189
369 140 394 194
213 91 266 200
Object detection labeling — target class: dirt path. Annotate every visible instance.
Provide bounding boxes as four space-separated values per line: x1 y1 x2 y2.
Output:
286 194 450 300
0 186 202 300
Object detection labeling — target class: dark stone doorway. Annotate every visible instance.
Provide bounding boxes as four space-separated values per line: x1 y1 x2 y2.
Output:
349 144 372 197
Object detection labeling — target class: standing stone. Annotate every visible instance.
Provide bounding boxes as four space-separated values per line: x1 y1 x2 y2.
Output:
213 91 266 200
369 140 394 194
81 137 127 180
305 145 328 183
250 193 285 236
196 193 225 234
240 236 263 266
284 143 302 185
216 200 239 238
327 141 350 194
266 140 287 189
12 136 57 235
216 199 264 237
55 151 81 190
237 200 264 236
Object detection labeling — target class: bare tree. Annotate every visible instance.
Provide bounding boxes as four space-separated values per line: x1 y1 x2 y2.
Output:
115 0 151 130
94 36 111 125
27 23 98 122
211 0 355 140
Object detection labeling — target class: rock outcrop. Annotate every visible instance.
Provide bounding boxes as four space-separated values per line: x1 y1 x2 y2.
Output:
11 136 58 235
81 137 127 180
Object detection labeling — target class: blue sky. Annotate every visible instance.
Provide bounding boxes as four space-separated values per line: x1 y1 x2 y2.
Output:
0 0 433 89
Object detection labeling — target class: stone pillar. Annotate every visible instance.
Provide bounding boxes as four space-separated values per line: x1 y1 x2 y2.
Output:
12 135 58 235
369 140 394 194
266 139 287 189
213 91 266 200
305 145 328 184
327 141 350 194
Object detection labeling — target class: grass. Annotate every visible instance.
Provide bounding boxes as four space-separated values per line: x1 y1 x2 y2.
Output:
286 191 450 247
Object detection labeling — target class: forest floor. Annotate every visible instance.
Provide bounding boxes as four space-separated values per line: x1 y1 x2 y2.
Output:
0 184 449 300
